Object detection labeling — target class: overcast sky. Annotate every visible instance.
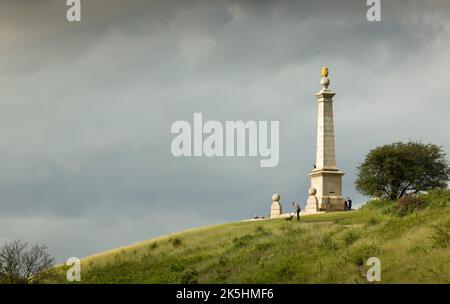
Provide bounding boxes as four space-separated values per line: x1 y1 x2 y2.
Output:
0 0 449 262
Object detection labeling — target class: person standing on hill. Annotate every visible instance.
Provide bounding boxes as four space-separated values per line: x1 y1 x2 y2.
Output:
292 202 301 221
346 197 352 210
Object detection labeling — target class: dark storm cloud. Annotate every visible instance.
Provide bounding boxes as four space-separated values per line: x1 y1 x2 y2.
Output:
0 0 449 261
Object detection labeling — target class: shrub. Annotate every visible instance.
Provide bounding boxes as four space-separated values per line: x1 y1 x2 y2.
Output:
361 199 396 215
343 231 360 246
171 238 183 247
348 243 381 266
380 204 396 215
362 199 393 210
421 189 450 209
430 221 450 248
395 196 427 217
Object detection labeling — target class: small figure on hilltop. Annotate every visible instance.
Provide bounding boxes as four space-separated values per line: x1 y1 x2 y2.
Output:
346 197 352 211
292 202 301 221
254 215 266 220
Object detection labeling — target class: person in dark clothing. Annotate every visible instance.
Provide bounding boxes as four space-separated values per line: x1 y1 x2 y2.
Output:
344 200 348 211
346 197 352 210
292 202 301 221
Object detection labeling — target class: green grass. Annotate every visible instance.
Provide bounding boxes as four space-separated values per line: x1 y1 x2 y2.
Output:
51 190 450 283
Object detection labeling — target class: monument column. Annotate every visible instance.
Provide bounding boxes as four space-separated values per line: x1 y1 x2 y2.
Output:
305 67 345 212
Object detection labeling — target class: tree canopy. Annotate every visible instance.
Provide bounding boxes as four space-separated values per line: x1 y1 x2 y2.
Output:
355 141 450 200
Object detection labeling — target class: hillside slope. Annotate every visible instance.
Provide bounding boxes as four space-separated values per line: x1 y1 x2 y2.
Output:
54 190 450 283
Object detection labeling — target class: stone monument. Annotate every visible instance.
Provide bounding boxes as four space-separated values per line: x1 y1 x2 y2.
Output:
270 193 283 218
305 67 346 212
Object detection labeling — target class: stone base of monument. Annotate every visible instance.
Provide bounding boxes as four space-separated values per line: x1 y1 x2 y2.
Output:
270 201 283 218
317 196 346 211
270 193 284 218
305 194 346 212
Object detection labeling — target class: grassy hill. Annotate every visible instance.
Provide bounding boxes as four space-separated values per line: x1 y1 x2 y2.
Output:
53 190 450 283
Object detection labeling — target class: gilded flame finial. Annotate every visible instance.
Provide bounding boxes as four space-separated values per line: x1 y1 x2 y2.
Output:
321 66 329 78
320 66 330 89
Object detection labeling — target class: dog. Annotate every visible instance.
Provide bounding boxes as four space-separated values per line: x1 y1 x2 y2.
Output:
285 214 294 221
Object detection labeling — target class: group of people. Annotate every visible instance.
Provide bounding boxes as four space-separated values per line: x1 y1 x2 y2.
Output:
290 197 353 222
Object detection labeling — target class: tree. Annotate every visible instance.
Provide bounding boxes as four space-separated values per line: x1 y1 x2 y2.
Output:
0 240 55 284
355 141 450 200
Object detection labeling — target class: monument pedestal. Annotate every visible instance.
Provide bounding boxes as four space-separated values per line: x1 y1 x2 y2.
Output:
270 193 283 218
304 195 319 213
308 168 345 211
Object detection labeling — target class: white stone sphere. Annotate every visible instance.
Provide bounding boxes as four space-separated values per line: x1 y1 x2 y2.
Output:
308 187 317 196
272 193 280 202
